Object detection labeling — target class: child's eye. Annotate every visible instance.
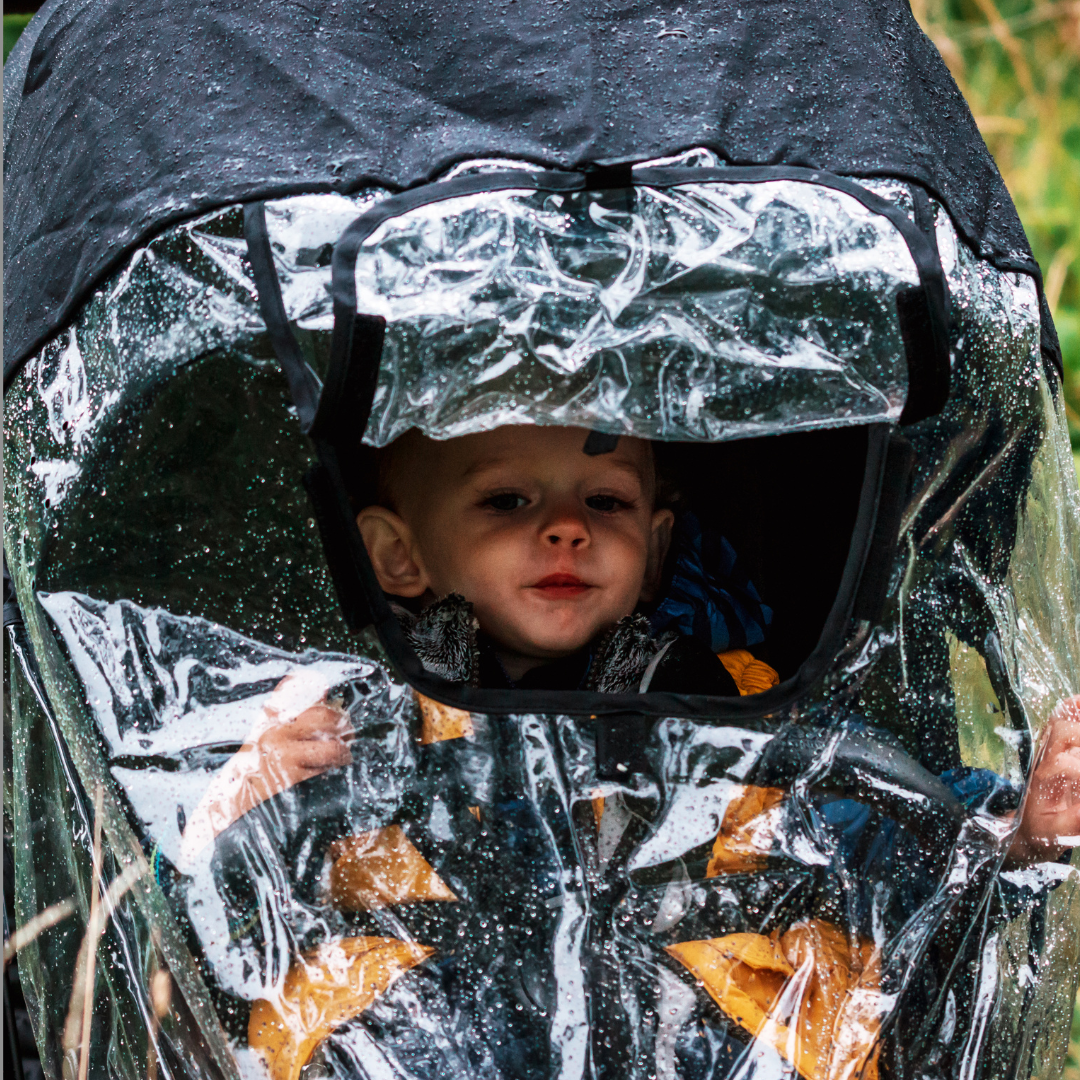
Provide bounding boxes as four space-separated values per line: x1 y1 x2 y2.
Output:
585 494 626 513
483 492 528 512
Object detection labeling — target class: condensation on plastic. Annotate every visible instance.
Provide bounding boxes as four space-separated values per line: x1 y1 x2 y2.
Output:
351 177 919 448
4 158 1079 1080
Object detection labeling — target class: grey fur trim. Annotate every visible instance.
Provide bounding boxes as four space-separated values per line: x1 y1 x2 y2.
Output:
587 615 672 694
394 598 675 693
398 594 480 686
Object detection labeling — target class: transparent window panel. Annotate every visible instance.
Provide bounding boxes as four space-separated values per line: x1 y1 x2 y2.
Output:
3 165 1078 1080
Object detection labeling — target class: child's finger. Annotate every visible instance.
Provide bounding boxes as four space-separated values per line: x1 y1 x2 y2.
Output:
292 738 353 770
1042 697 1080 751
1035 753 1080 791
1053 803 1080 840
259 737 352 784
1050 694 1080 726
288 704 350 732
1027 807 1080 850
285 708 355 748
259 708 351 759
1045 729 1080 763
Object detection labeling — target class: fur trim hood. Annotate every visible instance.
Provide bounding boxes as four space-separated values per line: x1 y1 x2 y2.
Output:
393 594 674 693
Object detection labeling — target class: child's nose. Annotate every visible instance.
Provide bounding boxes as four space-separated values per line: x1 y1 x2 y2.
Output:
543 508 590 547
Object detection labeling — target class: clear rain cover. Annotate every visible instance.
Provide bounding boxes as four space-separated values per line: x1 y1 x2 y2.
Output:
4 163 1080 1080
351 177 916 447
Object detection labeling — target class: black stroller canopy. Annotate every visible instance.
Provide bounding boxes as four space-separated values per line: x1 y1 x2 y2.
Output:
6 4 1080 1080
3 0 1056 382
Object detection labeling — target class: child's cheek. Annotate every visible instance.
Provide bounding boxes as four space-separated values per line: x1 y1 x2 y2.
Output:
452 529 525 596
600 520 652 577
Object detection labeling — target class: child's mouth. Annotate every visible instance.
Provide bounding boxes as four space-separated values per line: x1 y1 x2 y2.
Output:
531 573 593 598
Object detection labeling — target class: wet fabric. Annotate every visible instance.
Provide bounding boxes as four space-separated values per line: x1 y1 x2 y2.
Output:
3 0 1056 377
4 168 1080 1080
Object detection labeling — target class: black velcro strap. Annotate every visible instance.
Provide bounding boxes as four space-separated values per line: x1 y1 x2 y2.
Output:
3 559 22 629
583 162 633 190
1039 288 1064 380
595 713 651 779
896 287 949 424
302 463 373 631
3 601 22 630
582 163 636 213
898 187 951 424
243 201 322 431
852 431 916 623
582 430 620 456
308 304 385 442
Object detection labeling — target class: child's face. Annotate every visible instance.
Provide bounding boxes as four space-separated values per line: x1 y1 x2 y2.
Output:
357 426 673 669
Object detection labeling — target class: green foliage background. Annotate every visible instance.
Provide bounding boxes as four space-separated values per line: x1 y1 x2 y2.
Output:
3 4 1079 1069
4 14 31 63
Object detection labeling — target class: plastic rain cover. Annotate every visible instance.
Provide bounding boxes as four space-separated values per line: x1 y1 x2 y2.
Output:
4 168 1080 1080
347 176 917 447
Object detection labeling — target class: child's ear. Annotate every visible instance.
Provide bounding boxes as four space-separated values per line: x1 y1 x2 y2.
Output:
355 506 431 598
640 508 675 604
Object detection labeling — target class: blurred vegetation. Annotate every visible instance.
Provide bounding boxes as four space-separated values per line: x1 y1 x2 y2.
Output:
3 0 1080 1068
1067 994 1080 1080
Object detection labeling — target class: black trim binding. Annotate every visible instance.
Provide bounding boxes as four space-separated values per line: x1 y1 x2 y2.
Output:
852 431 916 622
302 462 375 631
244 198 386 443
898 187 951 424
246 164 945 720
312 309 385 442
242 202 323 432
330 164 952 425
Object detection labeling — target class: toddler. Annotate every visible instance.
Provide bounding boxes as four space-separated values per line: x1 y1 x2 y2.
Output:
181 423 1080 867
356 424 772 694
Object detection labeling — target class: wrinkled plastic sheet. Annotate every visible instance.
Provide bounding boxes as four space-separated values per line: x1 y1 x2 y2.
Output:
4 163 1079 1080
348 178 918 446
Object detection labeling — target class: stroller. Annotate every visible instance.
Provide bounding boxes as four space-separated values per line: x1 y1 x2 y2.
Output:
4 2 1080 1079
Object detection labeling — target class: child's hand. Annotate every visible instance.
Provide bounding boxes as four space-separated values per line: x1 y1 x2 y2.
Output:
179 672 353 866
1008 694 1080 866
247 700 354 788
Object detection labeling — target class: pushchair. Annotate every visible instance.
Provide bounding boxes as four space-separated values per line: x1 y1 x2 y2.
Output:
4 1 1080 1079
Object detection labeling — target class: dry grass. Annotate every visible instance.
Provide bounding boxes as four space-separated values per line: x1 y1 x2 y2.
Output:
59 787 146 1080
2 898 76 967
1066 989 1080 1079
